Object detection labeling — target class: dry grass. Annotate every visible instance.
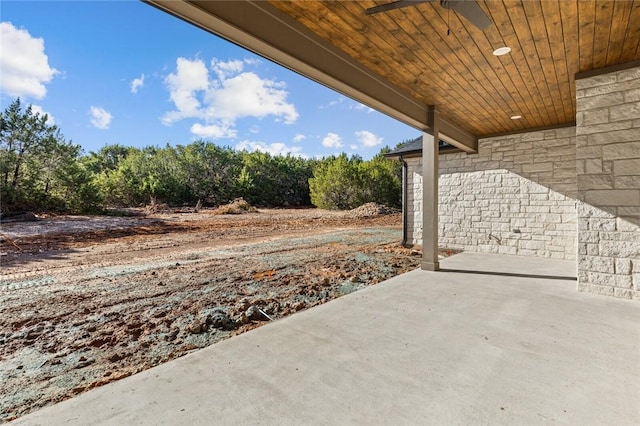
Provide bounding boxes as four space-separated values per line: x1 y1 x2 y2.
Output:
211 198 258 215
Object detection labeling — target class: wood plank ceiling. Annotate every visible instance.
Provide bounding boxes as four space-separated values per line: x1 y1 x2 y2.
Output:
268 1 640 137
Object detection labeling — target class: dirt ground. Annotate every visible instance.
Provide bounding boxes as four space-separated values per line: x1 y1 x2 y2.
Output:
0 207 432 422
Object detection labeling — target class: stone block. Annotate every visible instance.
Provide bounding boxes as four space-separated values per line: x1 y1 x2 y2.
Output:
586 271 618 286
578 243 587 255
520 240 545 250
613 159 640 176
583 256 615 273
584 189 640 206
616 275 633 289
578 230 600 243
555 127 576 138
588 219 617 231
580 121 633 136
616 67 640 82
614 176 640 190
618 206 640 217
576 91 624 110
584 158 603 173
617 217 639 232
577 203 616 219
576 73 618 89
498 246 517 255
578 174 613 190
578 283 614 297
587 129 640 145
556 222 577 232
599 241 639 257
521 131 545 142
576 134 588 148
615 258 632 275
610 102 640 122
603 141 640 161
526 205 551 213
626 87 640 103
576 145 602 160
544 130 558 139
583 108 610 125
585 79 639 96
529 193 549 201
541 213 563 223
553 168 577 179
613 288 633 299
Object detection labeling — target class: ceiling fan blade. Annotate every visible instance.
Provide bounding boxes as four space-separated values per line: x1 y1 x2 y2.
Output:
365 0 435 16
442 1 492 30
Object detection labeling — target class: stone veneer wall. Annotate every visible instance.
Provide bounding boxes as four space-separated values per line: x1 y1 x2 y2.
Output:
575 65 640 300
405 127 577 260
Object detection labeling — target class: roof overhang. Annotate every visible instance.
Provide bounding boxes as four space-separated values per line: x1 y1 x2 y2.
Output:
144 0 478 153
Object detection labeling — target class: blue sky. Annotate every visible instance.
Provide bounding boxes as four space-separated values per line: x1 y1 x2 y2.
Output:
0 1 417 159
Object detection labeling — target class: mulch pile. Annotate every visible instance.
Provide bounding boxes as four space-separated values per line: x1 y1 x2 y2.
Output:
347 202 400 218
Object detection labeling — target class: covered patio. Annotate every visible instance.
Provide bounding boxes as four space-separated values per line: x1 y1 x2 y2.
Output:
14 252 640 425
142 0 640 298
6 2 640 423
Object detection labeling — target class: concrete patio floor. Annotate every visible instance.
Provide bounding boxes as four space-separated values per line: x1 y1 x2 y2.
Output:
13 253 640 425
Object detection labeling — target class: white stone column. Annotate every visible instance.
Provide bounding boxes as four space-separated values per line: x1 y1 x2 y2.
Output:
575 65 640 300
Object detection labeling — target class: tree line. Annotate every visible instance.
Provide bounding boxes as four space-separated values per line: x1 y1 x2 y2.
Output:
1 98 403 214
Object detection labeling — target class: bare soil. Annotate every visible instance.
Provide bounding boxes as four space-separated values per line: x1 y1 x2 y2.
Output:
0 208 428 422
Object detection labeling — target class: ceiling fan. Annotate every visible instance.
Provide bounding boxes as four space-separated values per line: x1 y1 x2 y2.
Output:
365 0 492 31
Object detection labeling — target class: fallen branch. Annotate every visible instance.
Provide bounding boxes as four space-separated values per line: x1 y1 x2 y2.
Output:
0 232 21 250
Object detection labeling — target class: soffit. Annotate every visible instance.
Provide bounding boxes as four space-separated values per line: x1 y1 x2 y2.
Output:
268 1 640 137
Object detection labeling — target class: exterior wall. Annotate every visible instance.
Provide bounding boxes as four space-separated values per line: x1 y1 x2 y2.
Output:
575 66 640 299
406 160 423 245
405 127 577 260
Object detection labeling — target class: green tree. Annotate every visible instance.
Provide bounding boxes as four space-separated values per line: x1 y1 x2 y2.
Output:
309 154 365 209
308 149 401 210
0 98 99 212
358 148 402 208
235 151 314 206
176 142 241 206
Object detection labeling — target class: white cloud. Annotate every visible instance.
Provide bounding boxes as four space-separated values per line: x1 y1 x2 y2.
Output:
322 132 343 148
319 96 345 109
236 140 305 157
203 72 298 123
349 144 358 150
293 133 306 143
353 102 375 113
31 105 55 125
162 58 209 124
130 74 145 94
162 57 298 139
211 58 244 80
0 22 58 99
191 122 236 139
89 106 113 129
355 130 383 148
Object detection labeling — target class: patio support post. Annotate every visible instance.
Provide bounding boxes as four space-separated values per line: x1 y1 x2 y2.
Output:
422 106 439 271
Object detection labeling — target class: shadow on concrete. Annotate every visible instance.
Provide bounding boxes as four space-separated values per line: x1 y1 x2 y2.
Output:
439 268 577 281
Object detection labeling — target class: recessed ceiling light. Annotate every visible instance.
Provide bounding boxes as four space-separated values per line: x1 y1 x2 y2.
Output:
510 115 522 120
493 46 511 56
